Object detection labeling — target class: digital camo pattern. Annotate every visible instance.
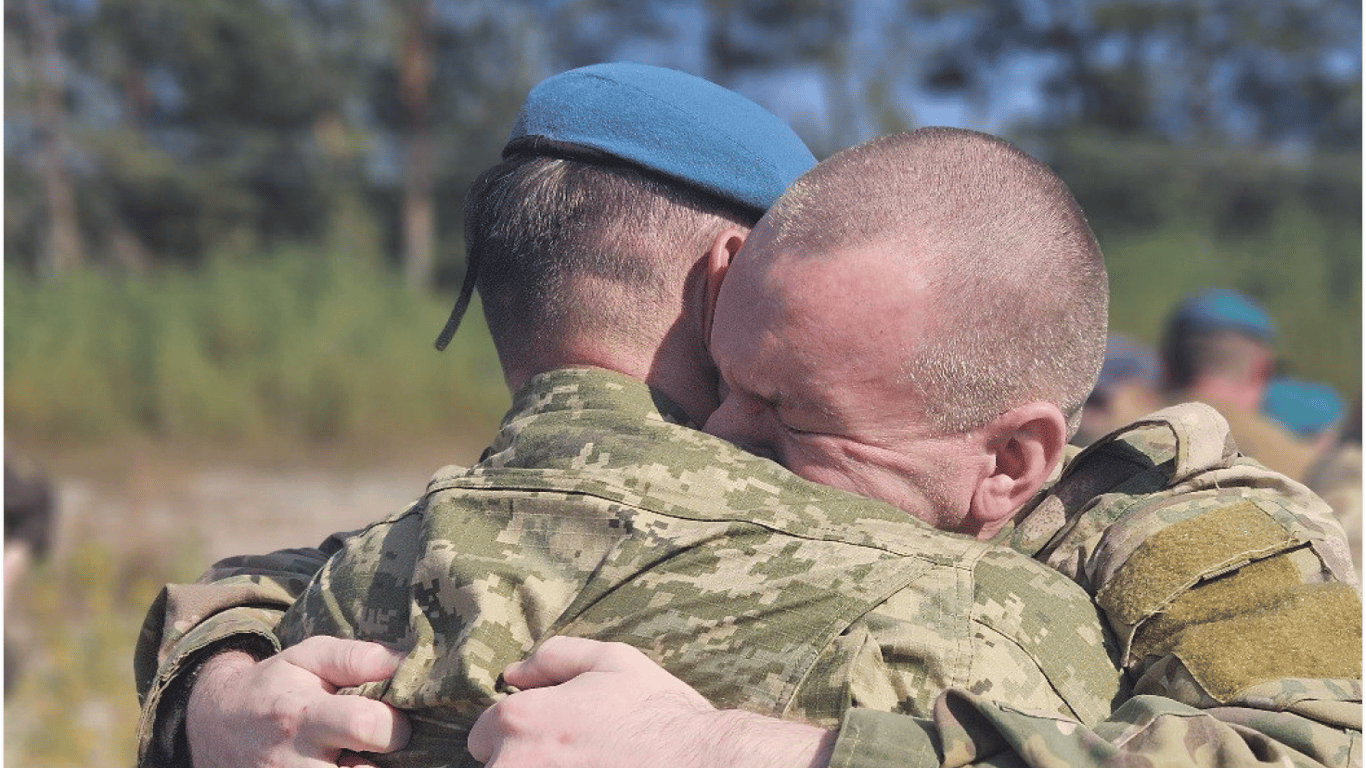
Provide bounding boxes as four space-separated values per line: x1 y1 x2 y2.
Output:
831 402 1362 768
271 368 1122 767
1305 442 1363 579
134 380 1361 768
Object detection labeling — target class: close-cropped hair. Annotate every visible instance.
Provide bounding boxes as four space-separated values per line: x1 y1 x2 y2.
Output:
464 154 756 351
770 127 1109 436
1161 324 1274 389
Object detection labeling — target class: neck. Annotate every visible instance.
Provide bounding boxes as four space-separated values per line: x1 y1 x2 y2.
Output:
1185 376 1265 410
501 336 716 427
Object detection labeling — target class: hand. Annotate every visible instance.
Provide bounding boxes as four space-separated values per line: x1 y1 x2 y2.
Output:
468 636 835 768
187 636 411 768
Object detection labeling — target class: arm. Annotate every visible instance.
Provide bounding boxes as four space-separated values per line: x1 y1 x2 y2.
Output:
1011 404 1360 717
468 637 835 768
134 525 410 768
470 638 1358 768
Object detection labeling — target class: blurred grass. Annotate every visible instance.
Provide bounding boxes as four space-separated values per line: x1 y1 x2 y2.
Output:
4 535 197 767
5 244 509 449
1102 205 1361 399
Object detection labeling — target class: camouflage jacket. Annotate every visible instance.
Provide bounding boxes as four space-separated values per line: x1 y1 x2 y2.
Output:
134 372 1363 768
136 368 1122 767
828 403 1362 768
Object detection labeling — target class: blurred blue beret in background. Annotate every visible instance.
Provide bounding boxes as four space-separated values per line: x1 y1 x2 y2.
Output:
1170 288 1277 340
1263 377 1345 438
1091 334 1159 402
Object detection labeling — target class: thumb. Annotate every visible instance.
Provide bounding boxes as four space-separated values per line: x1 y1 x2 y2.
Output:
503 637 642 690
281 636 405 689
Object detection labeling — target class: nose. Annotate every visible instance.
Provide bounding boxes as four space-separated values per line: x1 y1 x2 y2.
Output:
702 394 777 461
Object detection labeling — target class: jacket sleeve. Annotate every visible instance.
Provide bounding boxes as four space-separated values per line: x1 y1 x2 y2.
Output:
132 527 360 768
827 402 1362 768
830 690 1360 768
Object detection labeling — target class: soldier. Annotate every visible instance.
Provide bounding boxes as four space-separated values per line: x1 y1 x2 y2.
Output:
139 63 1123 768
1160 288 1321 480
469 129 1361 768
138 73 1362 768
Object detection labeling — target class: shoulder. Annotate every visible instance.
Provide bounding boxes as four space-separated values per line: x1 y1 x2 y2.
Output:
971 546 1109 642
970 546 1124 724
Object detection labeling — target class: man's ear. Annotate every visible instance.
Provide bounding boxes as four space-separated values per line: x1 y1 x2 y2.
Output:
967 401 1067 540
702 227 746 345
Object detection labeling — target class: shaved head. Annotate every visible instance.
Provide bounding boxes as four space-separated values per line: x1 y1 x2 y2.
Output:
760 127 1109 436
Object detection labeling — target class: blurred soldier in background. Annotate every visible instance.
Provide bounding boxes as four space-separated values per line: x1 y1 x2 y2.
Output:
4 455 57 696
1159 288 1320 481
1303 399 1363 577
1074 333 1164 446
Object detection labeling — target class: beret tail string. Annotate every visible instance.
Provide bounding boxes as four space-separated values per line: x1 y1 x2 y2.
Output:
434 252 479 351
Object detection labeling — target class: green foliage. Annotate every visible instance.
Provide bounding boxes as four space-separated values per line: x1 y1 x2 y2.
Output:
5 245 509 447
1102 210 1361 398
1046 131 1362 400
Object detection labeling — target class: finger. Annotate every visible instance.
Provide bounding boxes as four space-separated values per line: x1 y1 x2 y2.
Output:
467 699 498 763
503 637 642 689
281 636 405 689
298 695 412 755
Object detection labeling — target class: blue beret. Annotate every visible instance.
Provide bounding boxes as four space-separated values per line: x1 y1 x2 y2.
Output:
1092 334 1158 399
504 62 816 215
1263 378 1345 438
1171 288 1276 340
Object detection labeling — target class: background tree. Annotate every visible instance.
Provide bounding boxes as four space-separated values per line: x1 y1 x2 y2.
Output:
3 0 1358 403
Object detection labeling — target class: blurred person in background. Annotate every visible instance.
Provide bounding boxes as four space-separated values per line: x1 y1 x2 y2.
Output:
1159 287 1320 481
1073 333 1164 446
1302 399 1363 578
4 455 57 696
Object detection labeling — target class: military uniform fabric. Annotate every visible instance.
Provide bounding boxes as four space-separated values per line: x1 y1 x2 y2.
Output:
133 384 1362 768
266 367 1121 766
830 401 1362 768
1171 390 1322 482
1304 441 1363 579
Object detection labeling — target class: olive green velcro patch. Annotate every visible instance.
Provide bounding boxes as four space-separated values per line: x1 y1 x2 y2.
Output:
1135 578 1362 702
1131 555 1297 658
1098 501 1298 630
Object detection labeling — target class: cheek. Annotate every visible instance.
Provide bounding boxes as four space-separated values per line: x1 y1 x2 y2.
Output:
779 440 898 500
780 439 966 528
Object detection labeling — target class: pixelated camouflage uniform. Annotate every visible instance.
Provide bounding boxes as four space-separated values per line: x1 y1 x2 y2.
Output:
829 402 1362 767
137 368 1122 766
1304 441 1362 579
135 370 1363 768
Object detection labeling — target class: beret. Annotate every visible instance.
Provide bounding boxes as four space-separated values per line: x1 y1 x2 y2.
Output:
1092 334 1158 399
1263 378 1345 438
438 63 813 351
504 62 816 215
1170 288 1276 340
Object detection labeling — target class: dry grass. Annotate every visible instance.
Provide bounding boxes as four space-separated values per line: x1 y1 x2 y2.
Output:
2 435 487 767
